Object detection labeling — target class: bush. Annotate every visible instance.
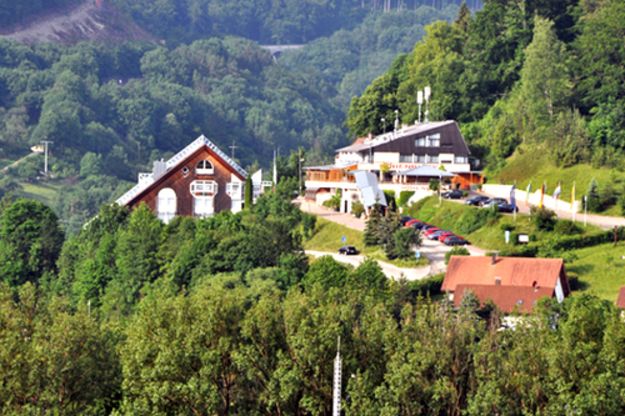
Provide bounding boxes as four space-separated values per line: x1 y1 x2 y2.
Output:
455 207 499 235
383 190 397 212
351 201 365 218
531 206 556 231
322 189 341 211
445 246 470 264
388 227 421 260
398 191 415 207
429 179 440 192
406 273 444 297
554 220 582 235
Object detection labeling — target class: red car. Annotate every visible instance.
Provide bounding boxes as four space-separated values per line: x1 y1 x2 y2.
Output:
423 227 441 237
438 231 455 242
404 218 423 228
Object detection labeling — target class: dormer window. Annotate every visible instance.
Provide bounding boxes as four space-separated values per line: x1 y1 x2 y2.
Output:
196 159 214 175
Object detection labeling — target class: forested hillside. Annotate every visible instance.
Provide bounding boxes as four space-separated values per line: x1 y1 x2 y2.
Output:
0 38 344 229
281 6 459 109
111 0 475 44
0 0 81 28
2 192 625 415
348 0 625 176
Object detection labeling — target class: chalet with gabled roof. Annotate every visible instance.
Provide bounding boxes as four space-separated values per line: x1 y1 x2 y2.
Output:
443 255 570 314
304 120 483 213
116 135 247 223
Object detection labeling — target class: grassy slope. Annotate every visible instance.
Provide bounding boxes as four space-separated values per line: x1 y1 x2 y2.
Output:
489 145 625 202
18 181 62 207
304 217 428 268
404 197 601 251
567 243 625 301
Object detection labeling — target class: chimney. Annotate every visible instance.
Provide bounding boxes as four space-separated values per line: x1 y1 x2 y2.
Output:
153 159 167 180
495 276 501 286
491 253 497 265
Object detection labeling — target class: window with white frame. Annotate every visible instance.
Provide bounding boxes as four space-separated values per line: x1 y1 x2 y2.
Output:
399 154 415 163
417 155 426 163
427 133 440 147
415 137 426 147
455 156 468 164
196 159 214 175
429 155 439 163
190 180 218 197
194 196 214 217
226 182 242 199
157 188 177 223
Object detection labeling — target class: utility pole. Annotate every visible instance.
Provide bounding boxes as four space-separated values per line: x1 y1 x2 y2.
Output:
229 140 238 160
41 140 53 176
298 149 305 196
332 336 342 416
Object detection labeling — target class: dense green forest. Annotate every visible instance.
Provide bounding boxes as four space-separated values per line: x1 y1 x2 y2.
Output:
0 37 343 229
0 2 472 230
2 191 625 415
281 6 459 109
348 0 625 173
111 0 476 44
0 0 81 28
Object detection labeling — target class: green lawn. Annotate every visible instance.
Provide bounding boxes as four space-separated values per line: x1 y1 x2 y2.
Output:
567 243 625 301
304 217 428 268
489 145 625 204
18 181 63 206
404 197 604 251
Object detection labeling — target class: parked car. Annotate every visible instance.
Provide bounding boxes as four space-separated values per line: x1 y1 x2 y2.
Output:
442 189 464 199
426 229 448 240
405 218 422 228
421 224 438 232
338 246 359 255
400 216 413 225
443 235 469 246
482 198 508 208
497 203 519 213
465 195 490 206
438 231 455 242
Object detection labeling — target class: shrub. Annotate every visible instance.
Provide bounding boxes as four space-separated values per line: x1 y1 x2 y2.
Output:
398 191 415 207
351 201 364 218
554 219 582 235
383 190 397 212
531 206 556 231
406 273 444 297
322 189 341 211
455 207 499 235
445 246 470 264
388 227 421 260
429 179 440 192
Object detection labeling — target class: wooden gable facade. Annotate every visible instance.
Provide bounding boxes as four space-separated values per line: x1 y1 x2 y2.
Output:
116 136 247 222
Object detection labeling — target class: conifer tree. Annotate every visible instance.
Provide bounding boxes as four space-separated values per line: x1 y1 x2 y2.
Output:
244 175 253 209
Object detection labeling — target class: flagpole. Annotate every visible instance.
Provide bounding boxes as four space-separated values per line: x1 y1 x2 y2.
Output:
584 195 588 228
512 181 517 222
572 181 576 222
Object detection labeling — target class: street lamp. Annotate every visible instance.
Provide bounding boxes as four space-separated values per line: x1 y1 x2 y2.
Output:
417 90 423 123
380 117 386 133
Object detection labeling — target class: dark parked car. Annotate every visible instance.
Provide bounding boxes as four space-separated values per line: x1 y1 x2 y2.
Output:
421 224 437 231
338 246 359 255
426 230 449 240
443 235 469 246
400 216 413 225
442 189 464 199
497 203 519 213
482 198 508 208
465 195 490 206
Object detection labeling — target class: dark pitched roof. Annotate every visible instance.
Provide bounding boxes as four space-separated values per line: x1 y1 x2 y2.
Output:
336 120 469 156
453 284 554 314
443 256 566 293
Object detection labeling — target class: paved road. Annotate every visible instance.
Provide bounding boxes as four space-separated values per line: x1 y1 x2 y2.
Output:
297 198 487 278
306 250 431 281
471 191 625 230
1 152 38 174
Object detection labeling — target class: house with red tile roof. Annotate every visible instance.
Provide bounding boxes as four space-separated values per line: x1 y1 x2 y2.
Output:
443 255 570 314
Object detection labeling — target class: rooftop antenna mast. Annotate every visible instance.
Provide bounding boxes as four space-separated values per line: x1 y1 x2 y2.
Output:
41 140 53 177
332 336 342 416
424 85 431 123
417 90 423 123
229 140 238 160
